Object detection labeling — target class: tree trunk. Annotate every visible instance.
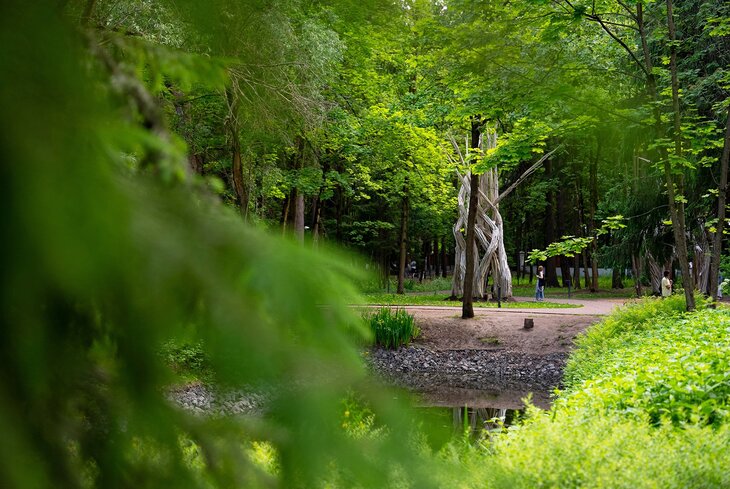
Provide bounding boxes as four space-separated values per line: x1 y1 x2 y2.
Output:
433 237 441 277
225 88 248 219
441 236 448 278
632 253 643 297
462 120 481 318
280 194 290 232
573 254 581 290
545 155 560 287
666 0 695 310
311 189 322 244
648 253 663 295
397 180 409 295
560 258 571 288
294 191 305 242
590 140 599 292
710 107 730 301
611 267 624 289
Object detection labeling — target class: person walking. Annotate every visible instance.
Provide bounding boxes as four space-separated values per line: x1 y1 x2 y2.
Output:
661 270 673 297
535 265 545 301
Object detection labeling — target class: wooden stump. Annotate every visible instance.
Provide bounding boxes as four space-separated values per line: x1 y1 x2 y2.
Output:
523 318 534 330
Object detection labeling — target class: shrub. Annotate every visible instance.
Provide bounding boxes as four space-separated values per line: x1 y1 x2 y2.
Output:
159 340 211 381
473 296 730 488
562 294 708 388
365 307 419 349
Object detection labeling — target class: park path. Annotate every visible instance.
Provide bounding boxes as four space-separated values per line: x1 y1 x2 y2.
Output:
390 296 626 316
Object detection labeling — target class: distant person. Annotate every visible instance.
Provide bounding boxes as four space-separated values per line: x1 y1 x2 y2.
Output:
535 265 545 302
661 271 672 297
718 274 724 299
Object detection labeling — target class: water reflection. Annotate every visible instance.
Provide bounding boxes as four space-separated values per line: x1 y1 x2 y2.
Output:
418 405 522 448
450 406 518 432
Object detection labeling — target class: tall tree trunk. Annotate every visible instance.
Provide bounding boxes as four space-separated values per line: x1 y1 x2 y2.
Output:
311 189 322 244
433 237 440 280
612 267 624 289
573 254 581 290
462 119 481 318
544 155 560 287
560 258 571 288
666 0 695 310
573 182 582 289
441 236 448 278
225 88 248 219
632 253 643 297
710 107 730 301
590 140 599 292
280 194 290 233
294 191 305 242
293 136 305 242
170 87 204 176
397 179 409 295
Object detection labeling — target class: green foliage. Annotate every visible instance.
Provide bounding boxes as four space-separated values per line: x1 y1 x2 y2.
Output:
484 412 730 489
159 340 210 382
561 296 730 427
475 296 730 488
364 307 420 349
0 3 443 488
528 216 626 263
562 294 709 389
475 119 551 173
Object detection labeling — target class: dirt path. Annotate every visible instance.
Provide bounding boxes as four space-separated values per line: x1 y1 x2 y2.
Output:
400 297 623 355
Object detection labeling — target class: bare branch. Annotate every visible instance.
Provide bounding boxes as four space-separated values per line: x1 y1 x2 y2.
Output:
496 145 563 204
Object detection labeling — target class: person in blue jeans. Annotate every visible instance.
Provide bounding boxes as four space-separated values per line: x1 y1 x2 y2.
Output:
535 265 545 301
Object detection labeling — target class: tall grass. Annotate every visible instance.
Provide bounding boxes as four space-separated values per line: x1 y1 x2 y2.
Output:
365 307 419 349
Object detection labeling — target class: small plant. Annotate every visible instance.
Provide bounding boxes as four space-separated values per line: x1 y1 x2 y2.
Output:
365 307 419 349
479 336 500 345
159 340 211 382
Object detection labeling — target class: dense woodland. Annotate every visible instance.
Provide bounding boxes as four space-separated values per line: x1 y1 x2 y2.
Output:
1 0 729 488
59 0 730 306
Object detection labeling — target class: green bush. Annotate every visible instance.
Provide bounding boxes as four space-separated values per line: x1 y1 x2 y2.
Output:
482 412 730 489
471 296 730 488
562 294 707 388
365 307 419 349
159 340 210 381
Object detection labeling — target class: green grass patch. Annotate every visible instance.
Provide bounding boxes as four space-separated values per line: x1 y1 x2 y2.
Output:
362 293 579 309
364 307 420 349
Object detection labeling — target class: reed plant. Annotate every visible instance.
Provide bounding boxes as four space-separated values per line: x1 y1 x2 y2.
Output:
365 307 419 349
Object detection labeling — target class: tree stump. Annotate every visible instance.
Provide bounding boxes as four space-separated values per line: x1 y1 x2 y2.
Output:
523 318 534 330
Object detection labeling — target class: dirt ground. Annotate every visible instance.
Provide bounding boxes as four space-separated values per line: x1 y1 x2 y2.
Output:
401 298 624 355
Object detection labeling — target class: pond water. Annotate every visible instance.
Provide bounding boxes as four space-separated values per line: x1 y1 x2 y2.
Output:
413 384 552 410
421 405 521 433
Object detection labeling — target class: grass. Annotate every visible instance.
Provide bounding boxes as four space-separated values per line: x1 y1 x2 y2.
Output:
364 307 420 349
362 293 579 309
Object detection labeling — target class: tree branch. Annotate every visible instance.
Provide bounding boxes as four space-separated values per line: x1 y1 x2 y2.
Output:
496 145 563 204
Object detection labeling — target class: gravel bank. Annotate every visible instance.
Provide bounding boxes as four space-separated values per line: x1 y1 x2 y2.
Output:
169 346 568 414
168 383 269 416
366 345 567 408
